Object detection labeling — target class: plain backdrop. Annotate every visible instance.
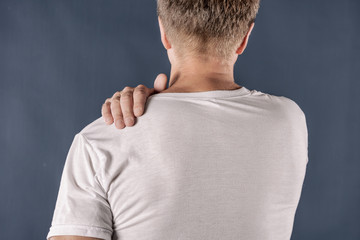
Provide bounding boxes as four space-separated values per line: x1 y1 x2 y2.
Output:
0 0 359 239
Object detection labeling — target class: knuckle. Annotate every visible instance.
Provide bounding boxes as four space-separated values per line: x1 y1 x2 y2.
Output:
121 91 133 99
123 86 134 92
113 114 123 120
134 86 147 95
110 105 121 114
121 108 133 115
110 98 118 105
110 103 120 113
111 92 121 100
136 84 147 89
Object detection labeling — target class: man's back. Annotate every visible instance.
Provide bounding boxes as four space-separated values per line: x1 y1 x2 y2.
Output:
47 86 308 240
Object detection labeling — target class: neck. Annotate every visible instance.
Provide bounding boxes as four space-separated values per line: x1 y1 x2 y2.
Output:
163 55 241 93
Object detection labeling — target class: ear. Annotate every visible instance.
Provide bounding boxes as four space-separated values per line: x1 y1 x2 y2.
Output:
158 16 172 50
236 22 255 55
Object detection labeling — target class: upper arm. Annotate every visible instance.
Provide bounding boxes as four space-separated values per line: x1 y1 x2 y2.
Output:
279 96 308 164
47 133 113 240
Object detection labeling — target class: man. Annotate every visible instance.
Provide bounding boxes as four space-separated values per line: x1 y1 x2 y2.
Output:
47 0 309 239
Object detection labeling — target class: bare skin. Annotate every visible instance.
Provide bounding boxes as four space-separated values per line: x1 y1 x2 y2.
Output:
101 73 169 129
101 17 254 129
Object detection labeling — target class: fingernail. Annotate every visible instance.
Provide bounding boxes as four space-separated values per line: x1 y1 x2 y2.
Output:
124 117 134 126
115 119 124 128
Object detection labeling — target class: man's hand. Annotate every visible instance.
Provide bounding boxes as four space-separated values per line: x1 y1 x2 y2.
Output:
101 73 168 129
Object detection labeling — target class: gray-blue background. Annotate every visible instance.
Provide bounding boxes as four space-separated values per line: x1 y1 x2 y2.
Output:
1 0 359 239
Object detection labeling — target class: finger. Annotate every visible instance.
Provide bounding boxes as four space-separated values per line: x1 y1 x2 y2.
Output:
120 87 135 127
133 84 150 117
153 73 168 92
102 98 114 125
110 91 125 129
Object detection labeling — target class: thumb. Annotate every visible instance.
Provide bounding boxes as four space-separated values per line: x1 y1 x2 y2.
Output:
153 73 168 92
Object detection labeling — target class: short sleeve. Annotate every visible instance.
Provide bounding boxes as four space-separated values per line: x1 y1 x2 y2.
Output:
47 133 113 240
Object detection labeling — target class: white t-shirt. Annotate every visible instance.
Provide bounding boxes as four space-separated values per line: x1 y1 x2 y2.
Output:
47 86 308 240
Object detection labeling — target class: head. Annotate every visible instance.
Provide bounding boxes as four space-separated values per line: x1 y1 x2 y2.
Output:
157 0 260 66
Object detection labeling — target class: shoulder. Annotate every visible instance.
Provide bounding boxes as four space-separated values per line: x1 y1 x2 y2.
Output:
244 89 308 138
76 114 145 158
79 116 115 139
250 89 306 120
265 92 308 139
76 116 127 153
277 95 307 125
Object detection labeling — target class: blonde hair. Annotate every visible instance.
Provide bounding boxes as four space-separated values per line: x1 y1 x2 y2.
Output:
157 0 260 61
